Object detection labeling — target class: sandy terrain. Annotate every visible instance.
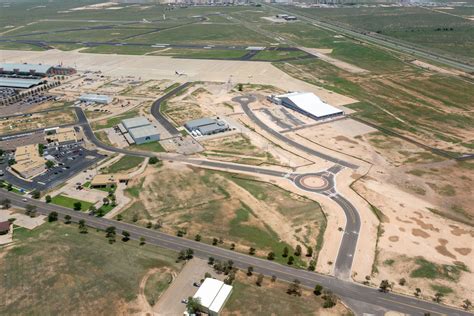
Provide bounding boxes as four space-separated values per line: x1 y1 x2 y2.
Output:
0 49 357 107
300 47 369 74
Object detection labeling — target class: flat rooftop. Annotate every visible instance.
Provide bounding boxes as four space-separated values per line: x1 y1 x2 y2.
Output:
0 77 44 88
122 116 150 130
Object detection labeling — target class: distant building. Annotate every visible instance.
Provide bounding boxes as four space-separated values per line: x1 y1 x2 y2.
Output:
193 278 233 316
268 92 343 121
119 116 160 145
184 117 229 136
79 94 111 104
90 173 130 188
12 144 46 179
45 127 77 144
0 63 75 78
0 77 45 89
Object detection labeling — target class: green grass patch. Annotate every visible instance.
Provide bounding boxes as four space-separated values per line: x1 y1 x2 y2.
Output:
129 141 165 153
153 48 247 59
144 271 173 306
383 259 395 266
0 221 180 314
102 156 144 173
51 195 93 211
430 284 453 295
91 110 139 130
410 257 469 281
252 50 307 61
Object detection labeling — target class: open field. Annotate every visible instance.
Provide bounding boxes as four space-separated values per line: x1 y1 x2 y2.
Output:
0 108 76 134
222 272 351 315
0 222 181 315
288 6 474 62
51 194 94 211
90 109 139 130
276 58 474 153
101 155 145 174
120 164 325 266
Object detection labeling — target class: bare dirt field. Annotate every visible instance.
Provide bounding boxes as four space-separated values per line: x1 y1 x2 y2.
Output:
120 163 325 265
0 108 76 134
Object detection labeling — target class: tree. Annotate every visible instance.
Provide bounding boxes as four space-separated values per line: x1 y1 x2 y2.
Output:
212 237 218 245
7 183 13 191
139 236 146 245
78 220 87 234
48 211 58 222
249 247 256 255
306 246 313 257
146 221 152 229
434 292 444 303
103 197 109 206
462 299 472 311
45 195 52 203
117 214 123 221
45 160 55 169
271 275 277 282
25 204 36 217
64 214 72 224
256 273 264 287
89 205 97 215
185 248 194 259
208 257 215 265
106 226 116 243
73 201 82 211
237 83 243 91
314 284 323 296
308 260 316 271
287 279 301 296
247 266 253 276
295 245 302 256
379 280 391 293
322 290 337 308
1 198 11 209
195 234 201 241
287 256 294 265
414 288 421 297
267 252 275 260
38 144 45 156
31 190 41 199
282 246 289 257
122 230 130 242
230 243 235 250
399 278 406 286
186 297 201 314
149 157 159 164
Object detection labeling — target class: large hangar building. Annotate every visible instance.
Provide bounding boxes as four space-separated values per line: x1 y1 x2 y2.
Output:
118 116 160 145
269 92 344 120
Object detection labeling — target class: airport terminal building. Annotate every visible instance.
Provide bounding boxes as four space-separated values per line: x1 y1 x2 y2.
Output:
268 92 344 121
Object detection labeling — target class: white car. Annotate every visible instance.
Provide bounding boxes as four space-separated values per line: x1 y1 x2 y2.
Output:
22 198 28 202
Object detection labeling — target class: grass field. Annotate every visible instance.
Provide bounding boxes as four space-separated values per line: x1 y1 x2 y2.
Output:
252 50 308 61
288 6 474 62
128 141 165 153
51 194 93 211
150 48 248 59
121 166 324 266
102 155 144 173
222 275 350 315
0 221 181 314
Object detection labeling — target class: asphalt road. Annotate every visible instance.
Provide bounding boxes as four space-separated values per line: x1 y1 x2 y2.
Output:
150 82 190 136
1 190 472 316
234 96 358 169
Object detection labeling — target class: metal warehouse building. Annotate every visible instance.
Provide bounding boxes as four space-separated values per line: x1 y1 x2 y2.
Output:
185 117 229 136
269 92 343 121
118 116 160 145
79 94 111 104
0 77 45 89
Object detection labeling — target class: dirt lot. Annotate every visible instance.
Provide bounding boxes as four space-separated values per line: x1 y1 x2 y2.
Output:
120 163 325 264
0 108 76 134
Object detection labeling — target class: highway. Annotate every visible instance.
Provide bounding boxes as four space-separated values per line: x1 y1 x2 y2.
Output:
267 4 474 73
1 189 472 316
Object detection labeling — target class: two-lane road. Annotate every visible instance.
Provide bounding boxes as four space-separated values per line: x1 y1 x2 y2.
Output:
1 190 471 316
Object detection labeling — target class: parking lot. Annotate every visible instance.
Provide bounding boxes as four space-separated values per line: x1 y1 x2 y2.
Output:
0 142 105 192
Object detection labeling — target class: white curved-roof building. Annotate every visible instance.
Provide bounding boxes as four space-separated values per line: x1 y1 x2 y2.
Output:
271 92 344 120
